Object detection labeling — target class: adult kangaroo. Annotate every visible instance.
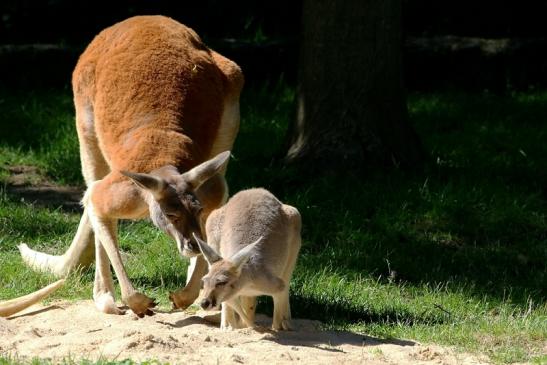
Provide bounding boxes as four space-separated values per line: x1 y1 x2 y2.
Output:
17 15 243 317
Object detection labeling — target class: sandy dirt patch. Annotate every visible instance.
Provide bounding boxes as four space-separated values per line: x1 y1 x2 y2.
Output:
0 300 491 364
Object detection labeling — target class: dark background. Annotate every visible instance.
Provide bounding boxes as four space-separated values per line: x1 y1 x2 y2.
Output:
1 0 547 90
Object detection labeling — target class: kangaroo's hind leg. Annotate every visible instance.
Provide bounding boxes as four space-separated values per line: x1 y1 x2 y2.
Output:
18 98 109 276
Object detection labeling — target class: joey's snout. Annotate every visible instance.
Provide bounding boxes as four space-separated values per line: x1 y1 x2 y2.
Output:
200 297 217 310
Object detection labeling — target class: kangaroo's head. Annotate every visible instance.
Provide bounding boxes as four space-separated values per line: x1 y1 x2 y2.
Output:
121 151 230 257
194 233 262 310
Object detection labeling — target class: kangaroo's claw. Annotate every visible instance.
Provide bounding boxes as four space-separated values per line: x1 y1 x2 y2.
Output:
169 288 197 310
125 292 156 318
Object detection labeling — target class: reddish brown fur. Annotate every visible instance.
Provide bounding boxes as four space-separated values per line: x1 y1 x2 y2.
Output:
73 15 243 218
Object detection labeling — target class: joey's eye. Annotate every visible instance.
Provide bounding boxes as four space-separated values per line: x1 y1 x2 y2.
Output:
200 279 204 289
216 281 228 287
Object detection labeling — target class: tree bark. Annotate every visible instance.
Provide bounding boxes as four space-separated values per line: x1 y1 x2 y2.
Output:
286 0 424 169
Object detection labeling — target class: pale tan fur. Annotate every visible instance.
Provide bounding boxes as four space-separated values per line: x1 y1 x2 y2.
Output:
17 16 243 317
196 188 301 330
0 279 65 317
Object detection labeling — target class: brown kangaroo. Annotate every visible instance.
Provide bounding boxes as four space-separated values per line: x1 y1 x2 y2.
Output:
15 15 243 317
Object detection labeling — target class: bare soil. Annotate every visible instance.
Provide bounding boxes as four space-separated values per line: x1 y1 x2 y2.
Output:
0 300 491 364
4 165 83 211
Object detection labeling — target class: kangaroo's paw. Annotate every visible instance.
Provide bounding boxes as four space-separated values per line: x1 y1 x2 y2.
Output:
94 292 125 315
272 318 293 331
124 292 156 318
169 288 197 310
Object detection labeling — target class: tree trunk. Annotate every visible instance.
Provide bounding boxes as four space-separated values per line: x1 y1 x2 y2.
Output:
286 0 424 169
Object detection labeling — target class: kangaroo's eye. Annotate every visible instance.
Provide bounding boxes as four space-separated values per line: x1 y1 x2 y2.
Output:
166 213 180 223
216 281 228 287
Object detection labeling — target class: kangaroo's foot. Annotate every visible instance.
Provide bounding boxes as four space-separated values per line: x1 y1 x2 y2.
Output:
124 292 156 318
94 292 125 315
169 288 198 310
272 318 293 331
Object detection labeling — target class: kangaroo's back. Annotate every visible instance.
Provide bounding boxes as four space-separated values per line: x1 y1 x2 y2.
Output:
207 189 284 253
205 188 301 278
73 15 243 173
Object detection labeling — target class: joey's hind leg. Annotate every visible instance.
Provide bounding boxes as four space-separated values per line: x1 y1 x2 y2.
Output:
272 288 292 331
272 206 301 331
240 296 257 326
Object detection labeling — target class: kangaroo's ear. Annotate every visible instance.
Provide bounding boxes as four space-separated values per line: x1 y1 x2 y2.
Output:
229 236 263 270
121 171 167 200
193 233 222 265
181 151 231 190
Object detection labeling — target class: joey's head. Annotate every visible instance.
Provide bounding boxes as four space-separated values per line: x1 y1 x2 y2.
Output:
121 151 230 257
194 233 263 310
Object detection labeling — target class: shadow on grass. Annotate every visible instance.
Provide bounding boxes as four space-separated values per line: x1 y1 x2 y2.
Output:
288 294 447 327
264 328 416 350
5 185 83 212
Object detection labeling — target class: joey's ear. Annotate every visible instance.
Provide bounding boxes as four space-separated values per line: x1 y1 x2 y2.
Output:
121 171 167 200
229 236 263 270
193 233 222 265
182 151 231 190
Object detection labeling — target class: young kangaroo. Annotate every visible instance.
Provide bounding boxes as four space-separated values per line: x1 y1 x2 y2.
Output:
194 188 301 330
17 16 243 317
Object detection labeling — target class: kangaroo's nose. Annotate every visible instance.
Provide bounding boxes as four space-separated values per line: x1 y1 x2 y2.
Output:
200 298 211 310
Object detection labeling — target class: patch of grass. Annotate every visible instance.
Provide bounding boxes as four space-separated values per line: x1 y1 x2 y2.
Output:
0 88 80 185
0 84 546 363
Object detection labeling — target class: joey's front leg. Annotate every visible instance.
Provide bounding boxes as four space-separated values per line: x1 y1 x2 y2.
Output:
221 303 240 330
227 297 256 328
169 255 208 310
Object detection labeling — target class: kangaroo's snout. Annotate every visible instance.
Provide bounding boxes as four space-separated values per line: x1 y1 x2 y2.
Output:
184 240 199 252
185 238 200 254
177 236 201 257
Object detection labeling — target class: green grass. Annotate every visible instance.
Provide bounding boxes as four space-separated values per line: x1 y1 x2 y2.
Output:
0 83 546 364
